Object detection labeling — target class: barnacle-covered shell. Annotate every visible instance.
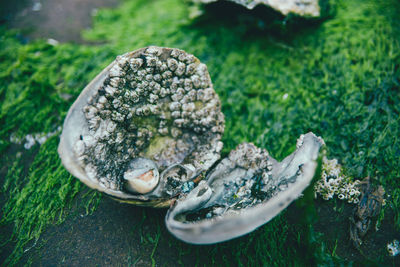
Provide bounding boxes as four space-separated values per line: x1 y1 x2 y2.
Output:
165 132 324 244
193 0 321 17
59 47 325 243
58 47 224 206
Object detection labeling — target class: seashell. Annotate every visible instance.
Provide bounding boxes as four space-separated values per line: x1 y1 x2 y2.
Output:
165 133 324 244
58 46 324 243
193 0 322 17
58 46 224 207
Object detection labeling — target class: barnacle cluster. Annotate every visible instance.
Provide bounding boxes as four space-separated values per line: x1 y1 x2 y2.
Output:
10 126 61 149
228 143 271 172
387 239 400 257
314 157 361 203
193 0 321 17
186 143 274 220
222 143 272 203
73 47 224 193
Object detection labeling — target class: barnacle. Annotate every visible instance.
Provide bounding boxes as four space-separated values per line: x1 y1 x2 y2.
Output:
314 157 361 204
387 240 400 256
192 0 321 17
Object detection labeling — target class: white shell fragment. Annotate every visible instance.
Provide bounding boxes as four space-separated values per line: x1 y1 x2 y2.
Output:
166 132 324 244
58 46 224 204
193 0 321 17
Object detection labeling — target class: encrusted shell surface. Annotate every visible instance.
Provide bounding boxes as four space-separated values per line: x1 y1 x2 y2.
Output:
193 0 321 17
165 132 324 244
58 47 224 206
59 46 325 243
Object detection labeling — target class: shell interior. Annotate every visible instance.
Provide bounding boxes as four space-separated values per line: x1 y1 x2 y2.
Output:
58 46 224 204
165 133 324 244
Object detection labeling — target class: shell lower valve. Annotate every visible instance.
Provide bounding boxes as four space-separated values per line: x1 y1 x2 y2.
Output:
166 133 324 244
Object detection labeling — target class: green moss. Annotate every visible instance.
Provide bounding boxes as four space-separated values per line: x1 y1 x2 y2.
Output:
0 31 105 265
1 0 400 265
0 137 102 266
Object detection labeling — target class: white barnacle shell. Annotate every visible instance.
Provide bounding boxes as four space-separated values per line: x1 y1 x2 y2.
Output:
170 48 181 58
186 64 197 75
169 102 181 111
167 58 178 71
153 74 162 82
88 116 100 131
104 85 117 96
84 107 97 120
175 62 186 76
116 55 129 68
106 120 117 133
123 158 160 194
98 96 107 104
109 64 123 77
146 46 162 56
146 57 158 67
129 58 143 71
182 103 195 112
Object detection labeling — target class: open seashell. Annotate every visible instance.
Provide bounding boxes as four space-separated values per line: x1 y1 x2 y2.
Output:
59 46 324 243
58 46 224 207
165 133 324 244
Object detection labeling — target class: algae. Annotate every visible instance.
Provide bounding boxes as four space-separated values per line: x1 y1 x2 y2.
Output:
1 0 400 265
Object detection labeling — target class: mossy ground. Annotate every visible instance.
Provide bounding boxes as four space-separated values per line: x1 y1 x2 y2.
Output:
1 0 399 265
